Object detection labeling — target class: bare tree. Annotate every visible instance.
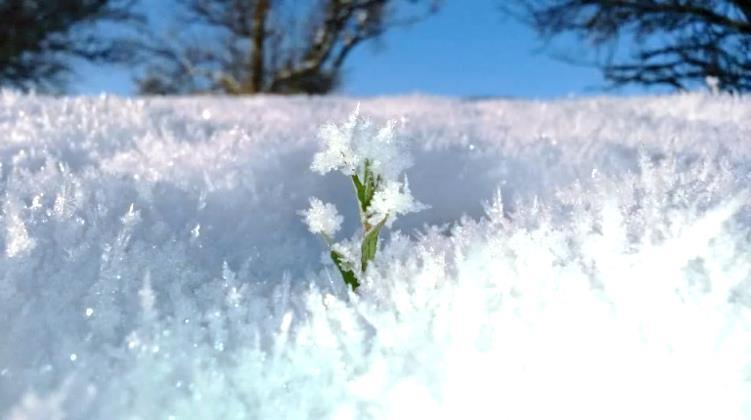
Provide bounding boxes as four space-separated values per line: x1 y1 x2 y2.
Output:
137 0 440 95
504 0 751 92
0 0 142 92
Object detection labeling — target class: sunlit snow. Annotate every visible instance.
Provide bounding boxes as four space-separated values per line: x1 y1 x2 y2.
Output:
1 91 750 419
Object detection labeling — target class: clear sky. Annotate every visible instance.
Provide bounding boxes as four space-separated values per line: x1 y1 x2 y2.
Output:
72 0 648 99
343 0 610 98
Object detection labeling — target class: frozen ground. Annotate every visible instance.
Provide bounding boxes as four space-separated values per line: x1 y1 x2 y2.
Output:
1 91 750 419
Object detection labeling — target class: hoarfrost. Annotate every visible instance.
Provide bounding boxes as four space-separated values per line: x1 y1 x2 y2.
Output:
0 92 749 419
311 106 412 181
368 178 427 227
300 198 343 237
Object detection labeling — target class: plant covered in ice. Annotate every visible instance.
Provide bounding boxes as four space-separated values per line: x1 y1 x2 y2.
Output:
301 107 426 290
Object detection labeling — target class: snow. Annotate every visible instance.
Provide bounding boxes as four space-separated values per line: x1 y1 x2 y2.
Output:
0 90 750 419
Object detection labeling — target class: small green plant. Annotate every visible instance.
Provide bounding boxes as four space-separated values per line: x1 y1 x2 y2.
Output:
300 107 426 291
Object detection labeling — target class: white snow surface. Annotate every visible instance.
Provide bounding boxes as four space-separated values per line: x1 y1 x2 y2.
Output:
1 91 750 419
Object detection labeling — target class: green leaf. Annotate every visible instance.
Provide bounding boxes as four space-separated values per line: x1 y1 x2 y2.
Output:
331 250 360 291
337 160 388 290
352 174 367 212
352 160 382 216
361 216 387 273
363 161 381 211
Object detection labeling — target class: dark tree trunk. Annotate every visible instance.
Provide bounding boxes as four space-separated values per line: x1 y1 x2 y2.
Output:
250 0 269 93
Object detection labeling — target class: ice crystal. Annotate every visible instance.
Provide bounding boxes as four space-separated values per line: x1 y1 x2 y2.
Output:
300 198 343 238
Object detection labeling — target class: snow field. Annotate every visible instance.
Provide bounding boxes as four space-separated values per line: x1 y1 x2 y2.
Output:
1 91 750 419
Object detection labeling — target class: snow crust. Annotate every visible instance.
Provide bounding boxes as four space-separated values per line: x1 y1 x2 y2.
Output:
1 90 750 419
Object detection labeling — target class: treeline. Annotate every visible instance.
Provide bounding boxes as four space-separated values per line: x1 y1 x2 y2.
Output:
1 0 749 94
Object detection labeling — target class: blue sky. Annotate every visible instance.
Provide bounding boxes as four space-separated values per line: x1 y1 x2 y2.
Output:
73 0 648 98
343 0 609 98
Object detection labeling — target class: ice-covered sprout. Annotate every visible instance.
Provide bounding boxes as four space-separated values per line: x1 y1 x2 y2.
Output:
304 107 426 290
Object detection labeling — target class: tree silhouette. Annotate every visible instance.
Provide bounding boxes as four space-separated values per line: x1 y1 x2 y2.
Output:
0 0 141 92
137 0 440 95
505 0 751 92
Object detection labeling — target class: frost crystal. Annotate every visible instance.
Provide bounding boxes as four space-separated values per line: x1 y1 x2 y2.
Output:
5 207 35 258
311 106 412 181
8 391 66 420
138 272 156 319
369 178 427 227
300 198 343 237
311 111 360 175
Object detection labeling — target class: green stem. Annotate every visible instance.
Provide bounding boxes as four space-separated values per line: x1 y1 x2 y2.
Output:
361 216 387 273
